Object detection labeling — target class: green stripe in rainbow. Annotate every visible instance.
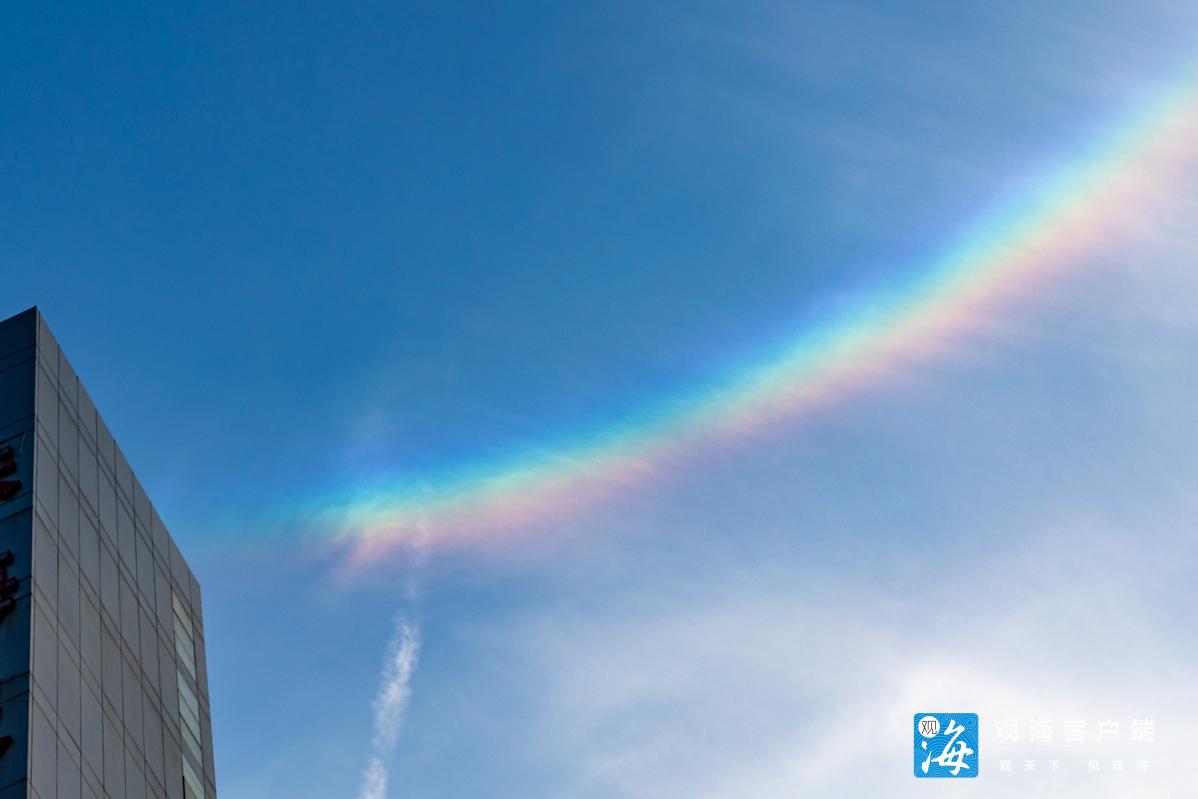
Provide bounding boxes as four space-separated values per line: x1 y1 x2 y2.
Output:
309 62 1198 564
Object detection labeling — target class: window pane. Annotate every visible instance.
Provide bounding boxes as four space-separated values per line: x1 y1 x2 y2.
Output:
177 672 200 721
172 593 194 639
174 625 197 678
183 757 204 799
182 720 203 766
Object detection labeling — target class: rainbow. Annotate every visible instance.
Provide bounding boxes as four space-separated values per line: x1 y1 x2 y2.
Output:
307 65 1198 565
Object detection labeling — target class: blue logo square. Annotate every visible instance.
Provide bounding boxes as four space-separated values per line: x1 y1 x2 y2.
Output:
914 713 979 778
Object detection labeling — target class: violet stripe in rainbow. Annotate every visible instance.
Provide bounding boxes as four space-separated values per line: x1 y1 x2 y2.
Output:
313 65 1198 564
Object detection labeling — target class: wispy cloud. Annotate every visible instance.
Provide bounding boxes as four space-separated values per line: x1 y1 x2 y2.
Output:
498 515 1198 797
358 617 422 799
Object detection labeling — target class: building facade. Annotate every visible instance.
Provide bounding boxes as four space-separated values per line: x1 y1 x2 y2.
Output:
0 308 216 799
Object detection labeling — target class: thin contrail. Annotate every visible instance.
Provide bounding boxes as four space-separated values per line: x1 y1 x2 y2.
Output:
358 617 422 799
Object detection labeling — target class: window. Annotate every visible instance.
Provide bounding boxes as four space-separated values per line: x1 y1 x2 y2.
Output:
182 758 205 799
173 592 197 679
177 672 204 764
174 592 205 798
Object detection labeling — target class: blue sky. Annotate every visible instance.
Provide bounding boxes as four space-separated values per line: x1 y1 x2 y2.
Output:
5 1 1198 796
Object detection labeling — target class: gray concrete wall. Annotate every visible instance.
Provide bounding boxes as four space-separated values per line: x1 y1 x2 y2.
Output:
2 308 216 799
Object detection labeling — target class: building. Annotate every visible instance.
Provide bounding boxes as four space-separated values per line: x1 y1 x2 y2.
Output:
0 308 216 799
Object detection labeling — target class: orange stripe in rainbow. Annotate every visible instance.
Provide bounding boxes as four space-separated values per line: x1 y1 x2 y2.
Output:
315 63 1198 564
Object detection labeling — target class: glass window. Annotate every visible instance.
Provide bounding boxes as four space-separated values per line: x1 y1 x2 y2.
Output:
172 593 194 638
175 622 197 678
173 592 206 799
182 757 204 799
173 591 197 678
181 719 203 767
177 673 201 727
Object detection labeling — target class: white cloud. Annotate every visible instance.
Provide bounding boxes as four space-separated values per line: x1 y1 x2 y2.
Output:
493 510 1198 797
357 618 422 799
359 758 388 799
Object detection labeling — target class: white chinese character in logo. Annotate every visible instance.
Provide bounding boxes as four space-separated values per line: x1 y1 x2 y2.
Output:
999 759 1012 772
995 719 1020 743
1130 718 1155 743
1097 719 1120 741
1048 759 1061 772
1112 759 1124 772
1029 718 1053 743
1023 760 1036 772
925 718 974 776
1137 760 1150 772
1088 759 1101 772
1064 719 1087 743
